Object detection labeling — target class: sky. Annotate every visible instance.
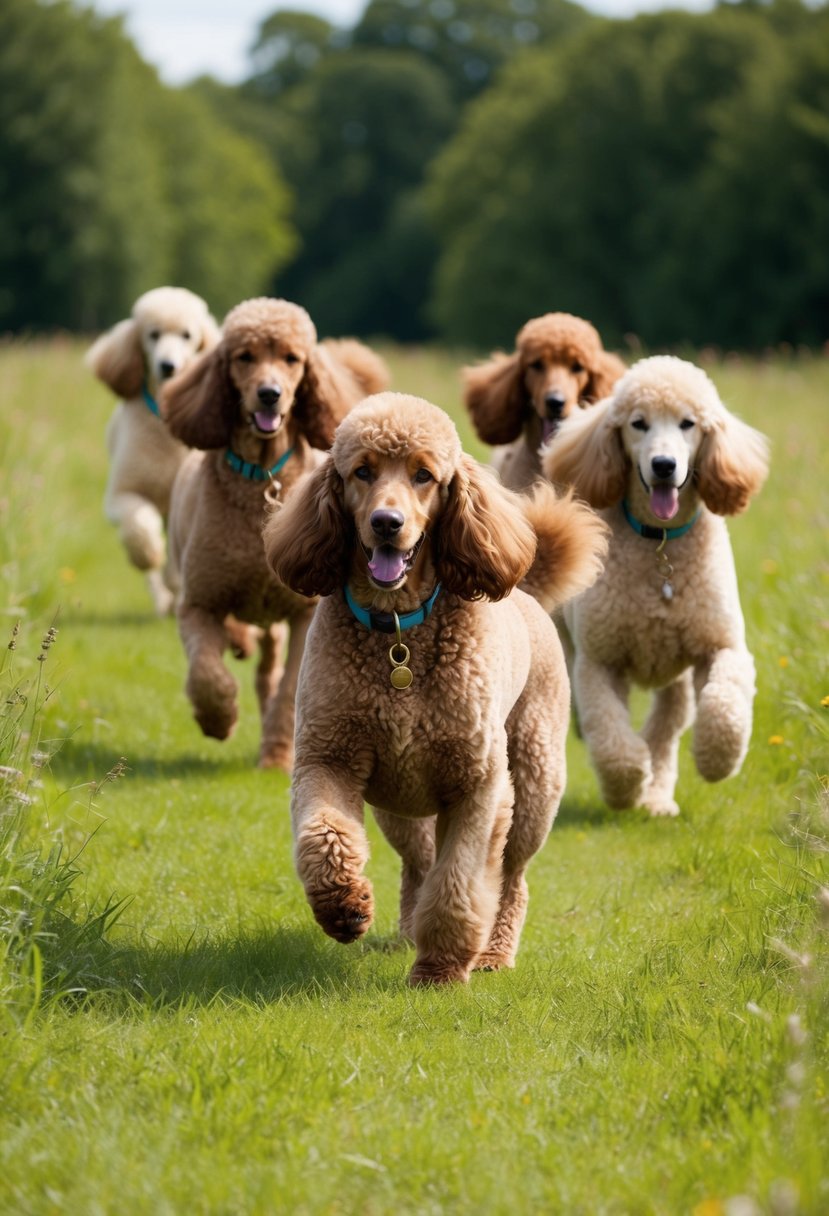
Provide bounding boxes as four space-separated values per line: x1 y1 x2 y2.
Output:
88 0 714 85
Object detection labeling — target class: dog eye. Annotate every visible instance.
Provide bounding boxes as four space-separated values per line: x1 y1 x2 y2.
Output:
631 418 649 431
284 353 300 365
149 329 160 341
529 359 544 372
414 468 433 484
680 419 695 430
572 361 584 373
182 330 191 341
235 350 254 363
354 465 372 481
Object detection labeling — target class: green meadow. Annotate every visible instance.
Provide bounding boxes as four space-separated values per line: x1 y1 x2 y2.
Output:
0 340 827 1215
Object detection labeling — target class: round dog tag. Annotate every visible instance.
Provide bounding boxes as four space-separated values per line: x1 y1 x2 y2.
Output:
389 641 413 690
390 665 413 689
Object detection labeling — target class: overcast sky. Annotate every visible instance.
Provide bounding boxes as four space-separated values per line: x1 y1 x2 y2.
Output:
88 0 714 84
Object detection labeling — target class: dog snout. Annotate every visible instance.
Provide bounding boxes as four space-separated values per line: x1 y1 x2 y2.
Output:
370 509 404 540
257 384 282 408
544 390 567 418
651 455 677 481
159 359 177 380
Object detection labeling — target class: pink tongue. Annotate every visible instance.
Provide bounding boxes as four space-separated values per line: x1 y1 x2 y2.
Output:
254 411 279 433
542 419 557 444
368 547 408 584
650 484 679 521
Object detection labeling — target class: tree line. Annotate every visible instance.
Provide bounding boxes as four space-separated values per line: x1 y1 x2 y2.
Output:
2 0 827 349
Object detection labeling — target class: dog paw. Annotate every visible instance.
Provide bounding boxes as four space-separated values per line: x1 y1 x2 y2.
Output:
408 959 471 986
473 951 514 972
640 794 680 818
194 703 238 741
311 878 374 945
258 746 293 773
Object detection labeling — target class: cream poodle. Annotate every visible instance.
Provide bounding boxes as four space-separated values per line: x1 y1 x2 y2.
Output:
264 393 607 984
86 286 219 614
543 356 769 818
161 297 388 770
463 312 625 492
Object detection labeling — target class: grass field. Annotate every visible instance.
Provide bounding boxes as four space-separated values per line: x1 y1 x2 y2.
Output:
0 339 827 1215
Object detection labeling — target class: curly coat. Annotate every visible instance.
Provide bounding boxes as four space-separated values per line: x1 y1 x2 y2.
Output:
161 297 389 770
543 355 769 817
463 312 625 492
264 392 607 985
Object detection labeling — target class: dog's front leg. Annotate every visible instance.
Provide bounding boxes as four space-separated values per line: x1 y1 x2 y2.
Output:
575 654 652 810
292 764 373 944
178 602 239 740
409 772 512 987
259 607 315 771
693 647 756 782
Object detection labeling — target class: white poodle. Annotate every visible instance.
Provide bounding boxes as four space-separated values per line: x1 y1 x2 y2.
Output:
543 355 769 817
86 287 219 614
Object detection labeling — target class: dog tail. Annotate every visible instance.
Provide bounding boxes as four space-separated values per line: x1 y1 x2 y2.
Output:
321 339 390 398
520 482 608 612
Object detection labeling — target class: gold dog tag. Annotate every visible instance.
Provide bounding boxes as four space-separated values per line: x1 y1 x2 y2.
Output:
389 641 413 690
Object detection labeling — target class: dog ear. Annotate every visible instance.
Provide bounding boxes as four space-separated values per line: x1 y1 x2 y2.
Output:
85 319 145 399
293 345 359 450
198 313 221 352
264 457 352 597
159 346 237 449
435 456 536 600
695 412 769 515
584 351 626 405
542 397 627 508
462 353 527 445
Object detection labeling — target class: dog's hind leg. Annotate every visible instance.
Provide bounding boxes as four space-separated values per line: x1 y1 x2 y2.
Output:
575 655 652 810
693 648 756 782
372 809 436 940
639 671 695 818
259 608 314 771
106 490 172 614
178 603 239 740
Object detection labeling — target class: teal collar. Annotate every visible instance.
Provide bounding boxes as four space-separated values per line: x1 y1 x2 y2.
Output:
224 446 295 483
141 383 161 417
344 583 441 635
622 500 699 541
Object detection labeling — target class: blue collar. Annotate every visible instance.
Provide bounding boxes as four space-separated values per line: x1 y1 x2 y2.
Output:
622 499 699 541
224 447 295 482
344 583 441 635
141 383 161 417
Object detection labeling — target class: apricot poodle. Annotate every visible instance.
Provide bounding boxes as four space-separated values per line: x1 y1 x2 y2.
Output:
161 297 388 770
86 286 220 614
463 312 625 493
264 392 607 985
543 356 769 818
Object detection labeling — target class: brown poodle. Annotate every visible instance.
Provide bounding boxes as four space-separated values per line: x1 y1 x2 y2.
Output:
463 312 625 492
86 287 220 614
160 297 389 770
264 393 607 985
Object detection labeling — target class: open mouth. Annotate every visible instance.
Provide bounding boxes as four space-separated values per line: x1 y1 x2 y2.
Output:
541 418 559 444
252 410 282 437
639 468 690 522
363 535 424 589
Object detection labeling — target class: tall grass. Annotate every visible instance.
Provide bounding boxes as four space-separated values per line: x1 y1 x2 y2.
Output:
0 339 826 1215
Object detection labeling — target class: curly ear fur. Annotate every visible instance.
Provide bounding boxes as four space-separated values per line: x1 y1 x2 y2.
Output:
159 346 238 449
293 345 362 450
85 319 144 399
436 456 536 600
542 398 627 508
198 314 222 352
695 413 769 515
584 351 626 406
463 353 527 446
263 458 352 597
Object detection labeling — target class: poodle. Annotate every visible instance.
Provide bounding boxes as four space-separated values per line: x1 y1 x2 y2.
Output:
543 355 769 818
86 286 220 614
463 312 626 492
161 297 389 770
264 392 607 985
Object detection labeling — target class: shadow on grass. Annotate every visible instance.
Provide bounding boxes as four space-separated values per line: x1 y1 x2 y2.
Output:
555 793 631 830
51 738 268 783
64 608 172 630
79 922 409 1011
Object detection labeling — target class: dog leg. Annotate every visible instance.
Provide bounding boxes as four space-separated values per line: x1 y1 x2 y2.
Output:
254 623 286 715
693 648 756 782
639 672 695 817
575 655 652 810
292 765 373 944
178 603 239 740
409 774 512 986
259 609 314 771
372 809 436 940
106 490 171 614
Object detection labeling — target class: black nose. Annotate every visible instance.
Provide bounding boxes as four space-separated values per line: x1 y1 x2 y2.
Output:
651 455 676 480
159 360 176 379
544 391 567 418
257 385 282 407
370 509 404 540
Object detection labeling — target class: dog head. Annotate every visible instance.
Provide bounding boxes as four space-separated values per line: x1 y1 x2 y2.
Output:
85 287 219 399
